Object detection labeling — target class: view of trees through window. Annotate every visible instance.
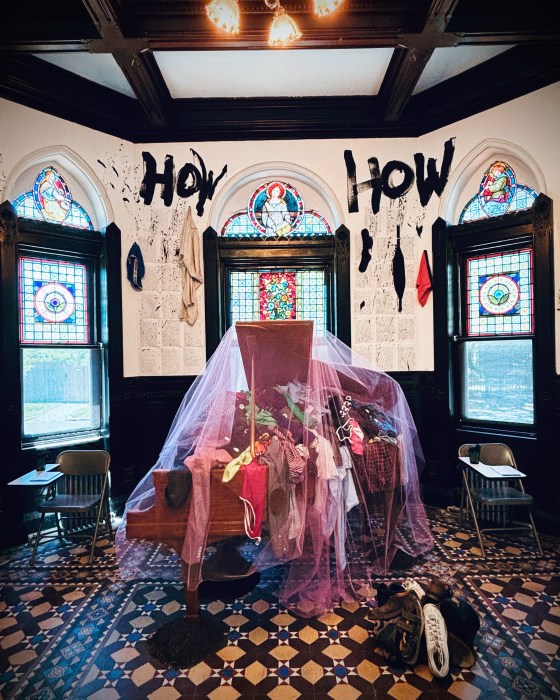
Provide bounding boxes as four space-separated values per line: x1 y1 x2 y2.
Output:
21 348 102 438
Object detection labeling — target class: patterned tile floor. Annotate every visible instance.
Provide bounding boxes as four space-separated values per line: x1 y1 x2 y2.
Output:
0 506 559 699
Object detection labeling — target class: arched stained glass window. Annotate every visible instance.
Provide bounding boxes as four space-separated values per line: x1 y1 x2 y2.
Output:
459 161 537 224
222 180 332 237
12 166 94 230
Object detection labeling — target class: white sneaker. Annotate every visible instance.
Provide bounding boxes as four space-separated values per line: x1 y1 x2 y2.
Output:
403 578 425 601
423 603 450 678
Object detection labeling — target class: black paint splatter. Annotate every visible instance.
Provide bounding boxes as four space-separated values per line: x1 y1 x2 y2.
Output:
416 224 423 236
360 300 365 310
97 160 106 168
112 166 119 177
392 225 406 313
359 228 373 273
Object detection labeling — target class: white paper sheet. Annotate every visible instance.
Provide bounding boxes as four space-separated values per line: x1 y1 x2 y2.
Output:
458 456 525 478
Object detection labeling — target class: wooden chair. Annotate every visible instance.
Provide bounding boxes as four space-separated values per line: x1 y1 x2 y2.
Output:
458 443 542 557
30 450 113 565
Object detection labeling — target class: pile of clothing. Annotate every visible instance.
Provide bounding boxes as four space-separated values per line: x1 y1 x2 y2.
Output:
118 323 435 616
368 578 481 678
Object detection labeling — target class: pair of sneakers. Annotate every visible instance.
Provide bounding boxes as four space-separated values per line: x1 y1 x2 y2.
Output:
403 578 450 678
404 578 481 674
370 578 450 678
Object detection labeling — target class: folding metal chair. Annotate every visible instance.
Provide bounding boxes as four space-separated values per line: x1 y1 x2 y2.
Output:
458 442 542 557
30 449 113 565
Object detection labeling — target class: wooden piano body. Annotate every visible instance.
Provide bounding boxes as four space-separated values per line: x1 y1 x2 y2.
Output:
126 321 313 621
126 465 258 620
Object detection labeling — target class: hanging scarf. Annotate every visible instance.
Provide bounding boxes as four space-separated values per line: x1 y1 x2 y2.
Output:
416 249 433 306
179 206 203 324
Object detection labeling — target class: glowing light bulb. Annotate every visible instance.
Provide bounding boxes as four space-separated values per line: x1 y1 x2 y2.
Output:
206 0 240 34
268 5 302 47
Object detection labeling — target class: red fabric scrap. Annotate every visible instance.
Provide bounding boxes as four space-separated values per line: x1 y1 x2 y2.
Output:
416 250 433 307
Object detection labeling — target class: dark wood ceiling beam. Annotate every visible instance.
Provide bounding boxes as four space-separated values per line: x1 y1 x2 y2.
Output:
378 0 459 122
407 45 560 135
80 0 170 126
0 54 141 138
113 51 171 127
378 47 433 123
2 47 558 143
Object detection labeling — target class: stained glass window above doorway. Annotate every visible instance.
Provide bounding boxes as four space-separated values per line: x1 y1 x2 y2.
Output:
222 180 332 237
459 161 537 224
229 269 327 334
12 166 94 230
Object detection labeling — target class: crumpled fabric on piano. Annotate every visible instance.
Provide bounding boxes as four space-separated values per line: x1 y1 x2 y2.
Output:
116 321 434 617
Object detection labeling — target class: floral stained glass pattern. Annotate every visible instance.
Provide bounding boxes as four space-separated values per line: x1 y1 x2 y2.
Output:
459 161 537 223
259 272 296 320
229 269 327 333
19 257 89 344
466 249 533 336
12 166 94 230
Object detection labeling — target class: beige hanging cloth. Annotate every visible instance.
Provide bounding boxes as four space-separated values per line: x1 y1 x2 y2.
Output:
178 205 203 324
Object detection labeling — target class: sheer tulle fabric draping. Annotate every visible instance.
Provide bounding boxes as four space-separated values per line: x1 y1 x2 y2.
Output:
116 322 433 617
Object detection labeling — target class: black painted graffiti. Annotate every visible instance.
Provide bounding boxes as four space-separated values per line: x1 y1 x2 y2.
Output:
359 228 373 273
139 149 228 216
392 225 406 313
344 138 455 214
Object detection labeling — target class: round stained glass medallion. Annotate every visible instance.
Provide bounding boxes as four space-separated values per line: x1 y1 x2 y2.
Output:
248 181 304 237
479 274 520 315
34 281 76 323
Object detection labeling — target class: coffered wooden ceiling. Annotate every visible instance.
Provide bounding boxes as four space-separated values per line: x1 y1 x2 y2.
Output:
1 0 559 142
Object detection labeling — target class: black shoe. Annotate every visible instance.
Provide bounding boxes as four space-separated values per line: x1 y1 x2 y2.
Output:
377 593 424 666
165 468 192 508
375 581 406 607
440 598 480 647
423 578 454 606
368 590 410 621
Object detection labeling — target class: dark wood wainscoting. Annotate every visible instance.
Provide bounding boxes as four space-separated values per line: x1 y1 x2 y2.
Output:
108 371 560 531
109 376 197 501
4 370 558 548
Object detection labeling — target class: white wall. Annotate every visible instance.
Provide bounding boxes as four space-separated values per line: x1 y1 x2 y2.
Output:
1 82 558 376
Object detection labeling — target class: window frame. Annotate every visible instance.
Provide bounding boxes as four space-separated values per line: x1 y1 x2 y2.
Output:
4 212 110 450
202 226 351 360
18 247 107 446
433 193 555 445
454 237 536 433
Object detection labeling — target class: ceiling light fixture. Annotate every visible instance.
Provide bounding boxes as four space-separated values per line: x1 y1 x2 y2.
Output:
313 0 344 16
206 0 343 46
266 0 301 47
206 0 240 34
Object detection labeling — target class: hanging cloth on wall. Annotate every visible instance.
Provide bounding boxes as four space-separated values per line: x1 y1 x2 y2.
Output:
416 249 433 307
126 242 145 291
392 225 406 312
179 206 204 325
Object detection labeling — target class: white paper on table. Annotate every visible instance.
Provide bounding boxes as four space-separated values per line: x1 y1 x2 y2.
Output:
459 456 525 478
489 464 526 477
29 472 59 482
